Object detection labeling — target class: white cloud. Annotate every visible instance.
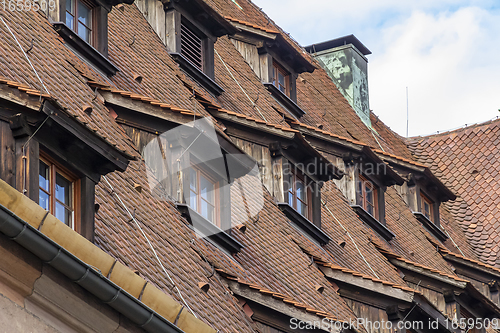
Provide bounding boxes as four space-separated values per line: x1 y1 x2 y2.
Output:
252 0 500 136
369 7 500 136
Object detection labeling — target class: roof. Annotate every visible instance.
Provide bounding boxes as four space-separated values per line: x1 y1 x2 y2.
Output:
1 0 498 331
408 118 500 267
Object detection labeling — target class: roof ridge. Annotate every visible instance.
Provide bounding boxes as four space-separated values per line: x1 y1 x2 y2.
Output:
407 116 500 141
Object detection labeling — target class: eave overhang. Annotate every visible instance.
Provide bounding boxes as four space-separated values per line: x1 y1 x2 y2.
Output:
224 16 316 74
0 86 131 181
225 279 345 333
290 123 403 186
101 90 258 179
165 0 237 37
270 134 344 181
317 264 415 303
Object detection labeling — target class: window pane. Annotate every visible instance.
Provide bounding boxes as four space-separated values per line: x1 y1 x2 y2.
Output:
66 0 74 13
278 72 286 93
288 191 293 205
78 23 91 43
39 161 50 191
77 0 91 26
66 12 74 31
190 169 197 191
296 180 306 201
297 201 307 217
357 179 363 199
190 190 197 211
56 173 72 206
200 174 214 203
366 186 373 206
424 202 431 219
56 202 72 226
201 200 214 223
39 190 50 211
366 203 374 216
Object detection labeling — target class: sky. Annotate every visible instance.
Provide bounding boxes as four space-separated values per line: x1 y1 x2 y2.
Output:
251 0 500 137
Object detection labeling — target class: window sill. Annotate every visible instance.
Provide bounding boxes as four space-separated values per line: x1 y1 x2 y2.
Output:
176 203 243 254
412 212 448 242
277 203 330 246
169 53 224 96
351 205 395 241
53 23 118 76
263 83 306 118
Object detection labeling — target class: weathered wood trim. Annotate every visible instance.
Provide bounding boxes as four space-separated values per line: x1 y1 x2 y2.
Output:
229 22 278 40
41 102 130 173
80 177 96 243
319 265 414 303
390 259 467 289
0 121 16 188
351 205 394 241
14 135 39 202
0 85 42 112
226 280 342 333
101 91 195 126
176 203 243 254
441 254 500 281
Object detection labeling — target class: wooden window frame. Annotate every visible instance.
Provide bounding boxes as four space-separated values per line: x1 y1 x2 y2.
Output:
189 163 221 228
39 153 81 231
358 174 379 219
420 191 434 222
273 61 290 97
286 167 312 219
66 0 96 46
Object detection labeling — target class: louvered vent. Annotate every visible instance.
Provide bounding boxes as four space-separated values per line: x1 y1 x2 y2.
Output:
181 22 203 70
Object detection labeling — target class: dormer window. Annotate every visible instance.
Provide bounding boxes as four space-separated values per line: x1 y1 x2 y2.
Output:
189 164 219 226
370 150 456 242
66 0 94 44
420 192 434 222
273 61 290 96
53 0 120 75
39 157 78 229
161 1 236 96
358 174 378 218
285 167 311 219
270 141 342 245
340 152 404 241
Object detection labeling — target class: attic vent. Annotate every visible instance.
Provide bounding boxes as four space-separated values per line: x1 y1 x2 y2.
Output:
181 22 203 71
